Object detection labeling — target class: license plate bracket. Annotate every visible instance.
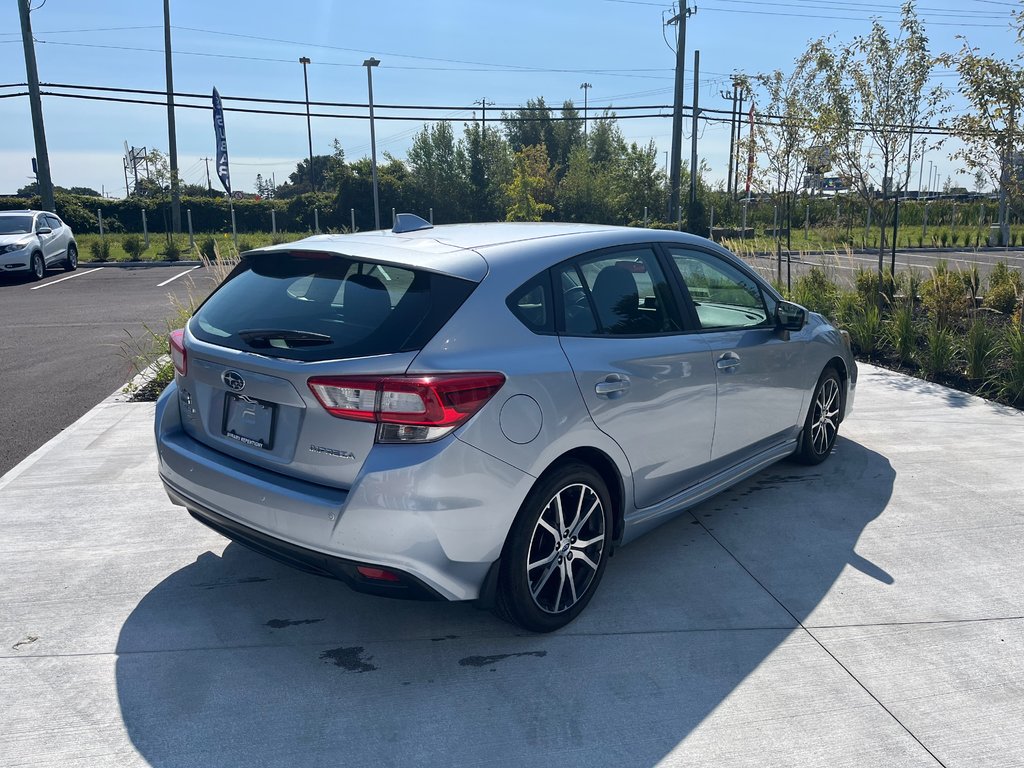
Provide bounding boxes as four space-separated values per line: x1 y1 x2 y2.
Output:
223 393 276 450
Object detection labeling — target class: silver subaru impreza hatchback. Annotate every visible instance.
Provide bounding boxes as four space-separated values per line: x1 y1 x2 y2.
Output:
155 218 856 632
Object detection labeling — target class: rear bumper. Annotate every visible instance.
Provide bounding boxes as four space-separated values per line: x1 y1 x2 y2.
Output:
155 380 535 601
167 483 444 600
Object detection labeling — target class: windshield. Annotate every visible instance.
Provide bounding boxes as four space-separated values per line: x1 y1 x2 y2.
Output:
0 216 33 235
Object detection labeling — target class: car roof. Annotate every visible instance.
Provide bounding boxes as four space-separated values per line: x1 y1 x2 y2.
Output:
256 222 724 282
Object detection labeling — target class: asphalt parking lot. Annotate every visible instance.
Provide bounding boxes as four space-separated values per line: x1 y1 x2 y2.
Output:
0 263 213 476
1 363 1021 767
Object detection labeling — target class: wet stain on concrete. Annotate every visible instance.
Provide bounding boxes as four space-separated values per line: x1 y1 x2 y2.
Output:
431 635 459 642
734 473 820 498
320 646 377 672
11 635 38 650
265 618 324 629
458 651 547 668
193 576 270 590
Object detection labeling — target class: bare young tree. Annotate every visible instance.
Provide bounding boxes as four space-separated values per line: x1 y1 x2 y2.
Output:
812 1 945 295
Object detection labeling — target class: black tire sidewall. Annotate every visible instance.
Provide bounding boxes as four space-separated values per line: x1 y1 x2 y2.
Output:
798 367 841 465
31 252 44 281
497 462 613 633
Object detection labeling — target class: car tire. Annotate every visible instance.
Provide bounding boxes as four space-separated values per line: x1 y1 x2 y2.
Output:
795 366 842 465
495 462 612 632
30 252 45 281
64 243 78 272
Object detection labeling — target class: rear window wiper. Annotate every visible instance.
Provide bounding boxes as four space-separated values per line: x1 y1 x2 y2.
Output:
237 329 333 349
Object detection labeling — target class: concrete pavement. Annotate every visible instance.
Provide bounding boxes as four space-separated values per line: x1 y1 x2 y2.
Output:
1 364 1022 767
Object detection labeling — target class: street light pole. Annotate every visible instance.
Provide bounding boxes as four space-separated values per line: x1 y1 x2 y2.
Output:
579 82 592 143
299 57 315 194
363 57 381 230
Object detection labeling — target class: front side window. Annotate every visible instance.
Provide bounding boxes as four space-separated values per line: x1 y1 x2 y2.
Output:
667 248 769 330
559 248 682 336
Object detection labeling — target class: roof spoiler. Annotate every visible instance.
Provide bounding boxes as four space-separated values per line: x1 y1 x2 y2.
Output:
392 213 433 234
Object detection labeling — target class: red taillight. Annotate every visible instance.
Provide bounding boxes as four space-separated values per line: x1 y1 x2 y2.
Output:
169 328 187 375
307 373 505 441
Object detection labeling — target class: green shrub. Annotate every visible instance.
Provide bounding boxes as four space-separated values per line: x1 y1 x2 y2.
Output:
988 261 1023 293
999 325 1024 405
237 237 254 253
200 235 217 261
164 237 181 262
920 319 957 380
88 238 111 261
920 270 968 329
940 231 948 247
886 299 916 366
845 305 882 355
984 282 1019 314
790 266 840 318
122 234 145 260
962 317 999 382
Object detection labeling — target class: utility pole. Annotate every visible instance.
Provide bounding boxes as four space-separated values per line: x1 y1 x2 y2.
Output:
687 49 700 233
204 157 212 190
299 57 315 193
18 0 54 212
474 98 492 129
734 88 745 200
163 0 181 232
363 57 381 230
580 82 592 142
721 85 737 198
667 4 696 228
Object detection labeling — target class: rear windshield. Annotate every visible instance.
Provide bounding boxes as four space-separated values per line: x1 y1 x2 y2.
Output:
189 251 476 362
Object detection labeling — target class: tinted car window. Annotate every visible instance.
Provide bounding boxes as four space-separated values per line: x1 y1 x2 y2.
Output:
667 248 769 330
560 248 681 336
507 272 554 333
0 215 33 234
190 251 476 362
45 214 62 230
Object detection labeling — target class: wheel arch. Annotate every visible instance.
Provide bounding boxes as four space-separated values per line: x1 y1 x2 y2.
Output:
824 355 849 423
535 446 627 549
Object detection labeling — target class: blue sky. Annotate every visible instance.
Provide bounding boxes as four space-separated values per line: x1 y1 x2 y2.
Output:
1 0 1020 197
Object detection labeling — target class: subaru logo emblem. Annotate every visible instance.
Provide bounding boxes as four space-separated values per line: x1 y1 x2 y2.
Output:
222 370 245 391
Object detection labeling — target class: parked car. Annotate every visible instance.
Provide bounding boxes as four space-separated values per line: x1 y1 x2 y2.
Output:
155 217 856 632
0 209 78 280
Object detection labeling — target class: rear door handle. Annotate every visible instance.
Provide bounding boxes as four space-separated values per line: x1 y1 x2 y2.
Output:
716 353 741 371
595 374 630 396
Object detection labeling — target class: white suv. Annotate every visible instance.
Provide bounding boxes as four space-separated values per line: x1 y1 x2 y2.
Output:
0 209 78 280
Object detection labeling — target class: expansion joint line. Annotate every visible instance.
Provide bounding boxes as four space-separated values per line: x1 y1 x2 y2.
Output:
689 512 949 768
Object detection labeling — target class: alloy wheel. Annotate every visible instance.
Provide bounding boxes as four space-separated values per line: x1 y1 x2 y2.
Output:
526 482 606 614
811 378 840 455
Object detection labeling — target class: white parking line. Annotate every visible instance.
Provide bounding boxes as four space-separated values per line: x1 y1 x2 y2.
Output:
157 266 201 287
29 267 103 290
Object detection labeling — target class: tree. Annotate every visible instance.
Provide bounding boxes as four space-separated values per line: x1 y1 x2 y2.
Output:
941 40 1024 245
616 140 666 224
812 2 945 295
406 121 472 223
736 47 824 250
505 144 555 221
464 122 513 221
557 145 618 223
502 98 555 156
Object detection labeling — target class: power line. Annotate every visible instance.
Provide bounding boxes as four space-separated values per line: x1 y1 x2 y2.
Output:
698 3 1010 26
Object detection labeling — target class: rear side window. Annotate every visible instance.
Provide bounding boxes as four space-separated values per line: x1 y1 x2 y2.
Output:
506 272 554 333
559 248 682 336
189 251 476 361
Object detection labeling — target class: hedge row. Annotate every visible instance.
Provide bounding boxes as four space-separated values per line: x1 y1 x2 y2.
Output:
0 192 379 236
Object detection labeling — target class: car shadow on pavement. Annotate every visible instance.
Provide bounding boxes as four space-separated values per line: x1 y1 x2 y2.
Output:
115 437 895 767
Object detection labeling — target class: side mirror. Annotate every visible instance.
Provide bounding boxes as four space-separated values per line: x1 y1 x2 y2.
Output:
36 227 52 235
775 300 806 331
